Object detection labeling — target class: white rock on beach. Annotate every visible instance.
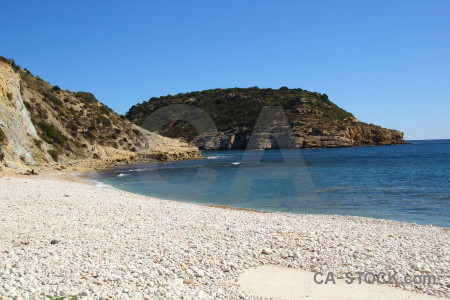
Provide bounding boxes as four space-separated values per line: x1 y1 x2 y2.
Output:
0 177 448 299
262 248 273 255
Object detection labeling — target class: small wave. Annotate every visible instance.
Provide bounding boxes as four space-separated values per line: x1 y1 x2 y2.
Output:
95 182 113 188
207 156 228 160
128 168 145 172
232 162 240 165
117 173 131 177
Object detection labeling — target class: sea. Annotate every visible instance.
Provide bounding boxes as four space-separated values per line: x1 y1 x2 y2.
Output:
82 140 450 228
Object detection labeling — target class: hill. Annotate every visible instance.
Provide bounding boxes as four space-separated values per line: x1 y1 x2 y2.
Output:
126 87 405 150
0 57 200 171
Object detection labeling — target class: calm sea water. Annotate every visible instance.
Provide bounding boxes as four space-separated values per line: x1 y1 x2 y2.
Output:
85 140 450 227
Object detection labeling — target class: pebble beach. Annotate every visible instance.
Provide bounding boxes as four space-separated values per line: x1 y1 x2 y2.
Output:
0 177 448 299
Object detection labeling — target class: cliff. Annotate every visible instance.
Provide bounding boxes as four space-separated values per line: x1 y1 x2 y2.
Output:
0 57 201 171
126 87 405 150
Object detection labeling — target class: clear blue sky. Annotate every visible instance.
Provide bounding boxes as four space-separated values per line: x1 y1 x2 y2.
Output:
1 0 449 139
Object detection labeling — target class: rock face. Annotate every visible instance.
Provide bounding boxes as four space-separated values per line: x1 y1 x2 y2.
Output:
194 128 404 150
194 133 238 150
134 128 204 161
126 88 405 150
0 57 201 170
0 59 41 168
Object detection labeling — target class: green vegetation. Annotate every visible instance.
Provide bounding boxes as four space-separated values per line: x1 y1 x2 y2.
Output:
126 87 356 142
0 56 20 72
44 93 63 107
132 128 141 136
75 92 98 104
37 122 68 145
98 115 112 127
161 120 198 141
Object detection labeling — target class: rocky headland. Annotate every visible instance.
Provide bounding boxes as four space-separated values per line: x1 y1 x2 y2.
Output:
126 87 406 150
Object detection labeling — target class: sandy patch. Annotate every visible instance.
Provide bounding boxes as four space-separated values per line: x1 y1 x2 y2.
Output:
238 265 441 299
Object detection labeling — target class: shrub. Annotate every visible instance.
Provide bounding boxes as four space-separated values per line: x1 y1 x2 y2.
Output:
0 128 7 145
36 104 49 119
44 93 63 107
100 105 112 114
67 122 78 132
23 101 32 110
320 93 330 102
83 131 95 140
52 85 62 92
37 122 68 145
47 149 62 161
75 92 98 104
0 56 20 72
99 116 112 127
33 138 43 149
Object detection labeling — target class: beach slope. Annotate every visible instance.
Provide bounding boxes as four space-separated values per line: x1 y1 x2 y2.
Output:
0 177 448 299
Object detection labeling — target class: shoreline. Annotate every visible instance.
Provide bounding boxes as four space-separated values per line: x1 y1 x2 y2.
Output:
0 142 413 180
74 168 449 229
0 175 448 299
16 166 450 229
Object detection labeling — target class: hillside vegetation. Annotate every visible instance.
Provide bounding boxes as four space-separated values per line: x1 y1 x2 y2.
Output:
126 87 405 150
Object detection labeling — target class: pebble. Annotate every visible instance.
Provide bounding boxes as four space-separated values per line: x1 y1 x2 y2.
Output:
0 178 448 299
183 279 196 285
262 248 273 255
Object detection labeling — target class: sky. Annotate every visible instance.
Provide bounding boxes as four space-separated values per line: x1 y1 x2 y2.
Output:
1 0 449 140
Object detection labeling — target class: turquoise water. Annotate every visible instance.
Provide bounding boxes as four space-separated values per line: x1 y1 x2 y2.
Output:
86 140 450 227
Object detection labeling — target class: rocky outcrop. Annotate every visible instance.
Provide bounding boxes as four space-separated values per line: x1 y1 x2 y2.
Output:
132 126 202 161
194 133 238 150
126 88 406 150
192 128 404 150
0 57 201 171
